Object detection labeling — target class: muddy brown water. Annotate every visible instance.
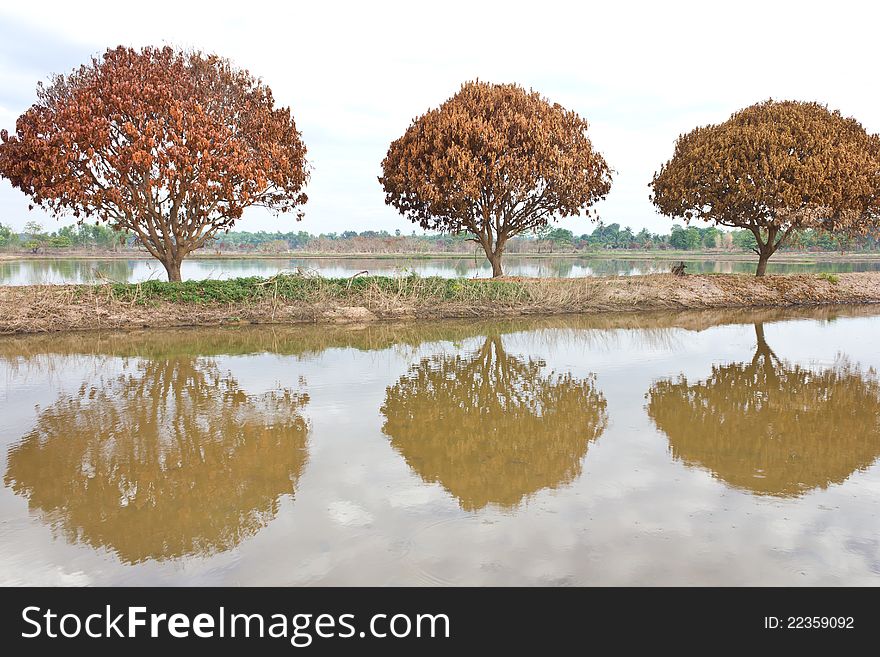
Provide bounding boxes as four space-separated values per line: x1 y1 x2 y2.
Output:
1 307 879 585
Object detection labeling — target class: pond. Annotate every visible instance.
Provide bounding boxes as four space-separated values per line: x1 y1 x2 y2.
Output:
3 255 880 284
1 307 879 585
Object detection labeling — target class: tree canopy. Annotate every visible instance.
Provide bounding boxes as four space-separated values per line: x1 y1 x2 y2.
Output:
650 100 880 275
0 46 308 280
380 334 607 510
380 81 612 276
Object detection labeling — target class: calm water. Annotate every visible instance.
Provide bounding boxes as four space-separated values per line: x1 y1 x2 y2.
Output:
2 255 880 284
1 307 879 585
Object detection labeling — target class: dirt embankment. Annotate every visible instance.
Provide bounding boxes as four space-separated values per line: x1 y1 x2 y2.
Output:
1 272 879 335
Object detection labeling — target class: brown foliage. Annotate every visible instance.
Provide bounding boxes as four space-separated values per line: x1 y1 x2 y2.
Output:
0 46 308 281
650 100 880 275
379 81 611 276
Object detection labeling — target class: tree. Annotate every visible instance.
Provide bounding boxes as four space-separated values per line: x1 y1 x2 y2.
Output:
380 81 611 276
647 323 880 497
732 229 758 252
650 100 880 275
0 46 308 281
700 226 721 249
57 222 129 251
380 334 607 510
23 220 43 239
23 220 45 253
263 239 290 254
0 222 18 248
47 233 72 248
669 225 702 250
546 228 575 248
5 356 310 562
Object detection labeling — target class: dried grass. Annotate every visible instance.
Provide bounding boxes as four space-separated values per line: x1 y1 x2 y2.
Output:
1 272 879 335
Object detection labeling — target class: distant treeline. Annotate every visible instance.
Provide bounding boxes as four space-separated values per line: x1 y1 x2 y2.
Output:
0 222 129 253
1 221 878 254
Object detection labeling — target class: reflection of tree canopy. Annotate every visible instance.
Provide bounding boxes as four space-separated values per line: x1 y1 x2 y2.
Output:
4 357 309 563
647 323 880 497
381 335 607 510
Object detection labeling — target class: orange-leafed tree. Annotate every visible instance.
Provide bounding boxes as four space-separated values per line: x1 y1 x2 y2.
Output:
0 46 308 281
650 100 880 276
380 81 612 277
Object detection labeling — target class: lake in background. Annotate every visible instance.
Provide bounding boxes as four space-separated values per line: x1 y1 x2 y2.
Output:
1 307 879 585
3 255 880 284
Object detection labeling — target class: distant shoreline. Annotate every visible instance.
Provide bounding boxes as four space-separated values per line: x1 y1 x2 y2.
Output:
2 272 879 335
4 250 880 264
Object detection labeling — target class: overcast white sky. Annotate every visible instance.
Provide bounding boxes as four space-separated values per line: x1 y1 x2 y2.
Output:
1 0 878 235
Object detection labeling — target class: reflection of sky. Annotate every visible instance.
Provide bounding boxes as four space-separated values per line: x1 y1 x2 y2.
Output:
1 313 879 585
2 257 880 284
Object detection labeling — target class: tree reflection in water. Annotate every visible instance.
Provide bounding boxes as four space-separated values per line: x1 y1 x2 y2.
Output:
5 357 310 563
647 323 880 497
381 335 607 511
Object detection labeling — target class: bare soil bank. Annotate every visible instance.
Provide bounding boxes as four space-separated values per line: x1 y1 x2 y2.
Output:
1 272 879 335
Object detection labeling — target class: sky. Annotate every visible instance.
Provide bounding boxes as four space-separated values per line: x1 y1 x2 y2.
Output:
0 0 879 235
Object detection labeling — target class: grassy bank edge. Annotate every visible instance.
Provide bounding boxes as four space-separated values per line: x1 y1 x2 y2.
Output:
2 272 880 336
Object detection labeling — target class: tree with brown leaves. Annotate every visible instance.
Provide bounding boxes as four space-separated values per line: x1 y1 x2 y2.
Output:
0 46 308 281
650 100 880 276
380 81 612 277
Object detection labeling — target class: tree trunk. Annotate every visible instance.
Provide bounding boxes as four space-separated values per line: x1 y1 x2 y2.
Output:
749 222 794 277
162 258 183 282
485 236 508 278
489 253 503 277
752 226 778 277
478 238 505 277
755 250 770 277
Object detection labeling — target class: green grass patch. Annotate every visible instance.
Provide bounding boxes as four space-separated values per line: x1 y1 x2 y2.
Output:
817 272 840 284
107 274 530 305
